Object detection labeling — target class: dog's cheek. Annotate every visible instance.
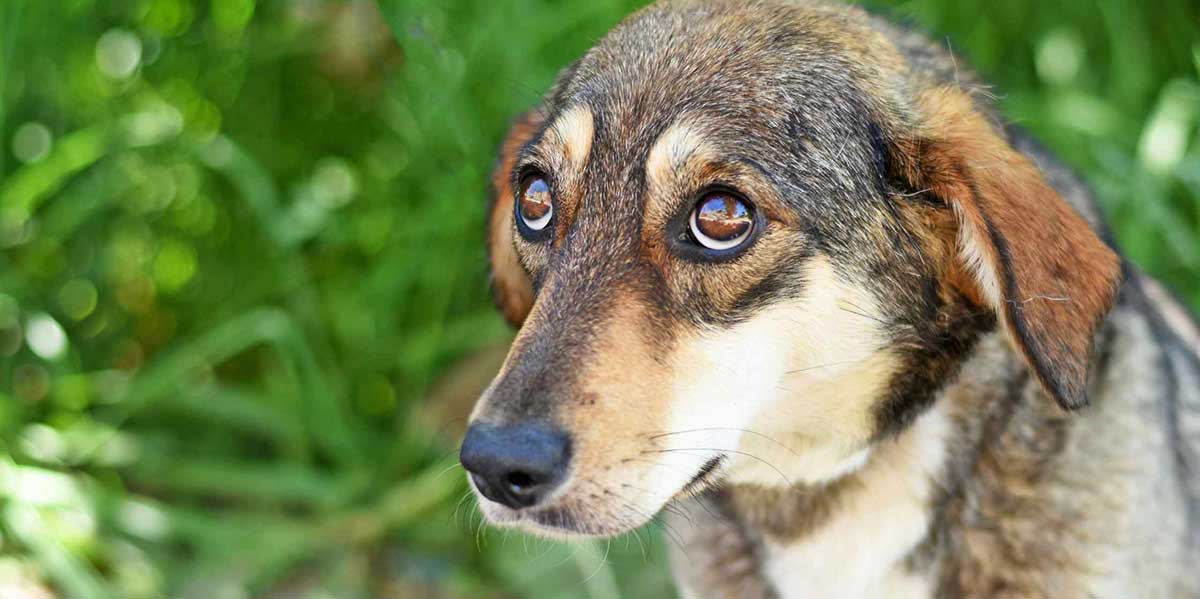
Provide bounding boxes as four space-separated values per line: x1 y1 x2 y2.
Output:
661 255 902 488
653 309 796 492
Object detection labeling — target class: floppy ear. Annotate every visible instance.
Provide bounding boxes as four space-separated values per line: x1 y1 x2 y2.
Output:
894 87 1122 410
487 108 544 326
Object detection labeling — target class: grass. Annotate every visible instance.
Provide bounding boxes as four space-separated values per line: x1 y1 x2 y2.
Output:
0 0 1196 597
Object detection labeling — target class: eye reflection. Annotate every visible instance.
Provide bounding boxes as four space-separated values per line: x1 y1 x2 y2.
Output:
689 192 753 250
518 176 553 232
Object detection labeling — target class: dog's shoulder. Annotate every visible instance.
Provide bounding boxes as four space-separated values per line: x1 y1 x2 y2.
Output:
1115 268 1200 517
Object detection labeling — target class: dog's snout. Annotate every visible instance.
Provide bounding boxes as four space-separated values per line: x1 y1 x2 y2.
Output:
460 422 571 509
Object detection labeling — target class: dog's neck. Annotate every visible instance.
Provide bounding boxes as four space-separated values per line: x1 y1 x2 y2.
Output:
675 330 1069 599
723 398 955 599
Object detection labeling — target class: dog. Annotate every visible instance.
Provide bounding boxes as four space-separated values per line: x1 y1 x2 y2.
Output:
459 0 1200 596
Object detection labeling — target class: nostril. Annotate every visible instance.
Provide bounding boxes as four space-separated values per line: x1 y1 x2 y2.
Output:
469 472 489 492
505 470 537 494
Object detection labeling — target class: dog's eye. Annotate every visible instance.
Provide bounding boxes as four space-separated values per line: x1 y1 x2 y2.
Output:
689 192 753 250
517 174 553 233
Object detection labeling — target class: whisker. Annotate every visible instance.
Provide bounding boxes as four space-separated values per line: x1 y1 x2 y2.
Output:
578 538 614 586
837 299 889 325
620 456 722 481
450 488 475 530
543 534 581 571
649 427 803 460
631 524 648 562
677 488 727 525
533 533 557 561
661 500 699 529
597 482 689 556
649 447 792 487
784 356 871 375
590 480 686 554
433 460 463 480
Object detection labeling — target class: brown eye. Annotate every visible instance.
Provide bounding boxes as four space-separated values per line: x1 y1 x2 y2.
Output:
689 192 753 250
517 175 553 232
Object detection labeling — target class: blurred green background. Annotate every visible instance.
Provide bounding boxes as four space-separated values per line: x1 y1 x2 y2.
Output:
0 0 1196 597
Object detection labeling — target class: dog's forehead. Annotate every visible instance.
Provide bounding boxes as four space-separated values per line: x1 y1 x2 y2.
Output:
550 1 891 192
568 3 798 132
575 3 883 100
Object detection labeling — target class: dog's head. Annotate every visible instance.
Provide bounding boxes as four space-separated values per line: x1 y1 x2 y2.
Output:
461 0 1121 538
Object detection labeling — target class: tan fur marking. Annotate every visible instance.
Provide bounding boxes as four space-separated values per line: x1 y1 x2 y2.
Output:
897 198 990 310
548 105 595 169
646 121 707 188
565 295 672 497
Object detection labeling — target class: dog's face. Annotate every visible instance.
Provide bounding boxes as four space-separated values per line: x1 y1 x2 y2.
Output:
461 0 1120 538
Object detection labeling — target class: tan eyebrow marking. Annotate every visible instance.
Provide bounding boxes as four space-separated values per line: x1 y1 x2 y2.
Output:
547 105 595 169
645 120 709 186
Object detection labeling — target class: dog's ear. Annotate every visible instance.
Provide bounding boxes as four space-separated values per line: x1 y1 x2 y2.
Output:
488 108 544 326
893 87 1122 410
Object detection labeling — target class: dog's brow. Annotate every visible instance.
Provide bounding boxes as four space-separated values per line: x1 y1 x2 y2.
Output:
547 105 595 171
645 120 707 186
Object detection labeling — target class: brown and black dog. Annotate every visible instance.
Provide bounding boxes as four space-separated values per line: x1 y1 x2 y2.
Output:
459 1 1200 596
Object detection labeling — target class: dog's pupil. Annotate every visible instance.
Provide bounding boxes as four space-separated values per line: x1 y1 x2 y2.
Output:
520 177 551 220
696 194 750 240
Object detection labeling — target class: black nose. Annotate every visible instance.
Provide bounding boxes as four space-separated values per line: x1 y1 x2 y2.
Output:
460 422 571 509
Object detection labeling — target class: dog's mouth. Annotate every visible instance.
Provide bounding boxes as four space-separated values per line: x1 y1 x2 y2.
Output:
473 493 642 539
485 503 608 536
472 455 728 538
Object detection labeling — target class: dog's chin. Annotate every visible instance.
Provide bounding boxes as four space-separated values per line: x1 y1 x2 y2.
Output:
474 496 654 540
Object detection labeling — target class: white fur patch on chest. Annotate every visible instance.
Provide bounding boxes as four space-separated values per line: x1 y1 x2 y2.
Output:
759 406 949 599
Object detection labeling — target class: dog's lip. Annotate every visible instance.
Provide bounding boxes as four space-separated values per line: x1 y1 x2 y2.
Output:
472 456 728 537
480 499 635 537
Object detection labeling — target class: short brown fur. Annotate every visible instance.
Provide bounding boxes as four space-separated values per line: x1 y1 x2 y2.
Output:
892 87 1123 410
